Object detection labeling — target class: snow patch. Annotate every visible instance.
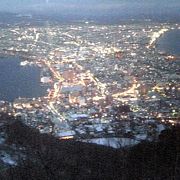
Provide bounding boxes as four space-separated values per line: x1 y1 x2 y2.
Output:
1 153 17 166
82 138 139 149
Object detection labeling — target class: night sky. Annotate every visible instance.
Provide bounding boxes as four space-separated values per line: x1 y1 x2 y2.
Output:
0 0 179 13
0 0 179 22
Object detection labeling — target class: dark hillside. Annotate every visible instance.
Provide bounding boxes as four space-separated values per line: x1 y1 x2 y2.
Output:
0 114 179 180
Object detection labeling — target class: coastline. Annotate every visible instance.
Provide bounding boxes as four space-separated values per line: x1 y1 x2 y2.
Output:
0 55 49 102
147 28 169 49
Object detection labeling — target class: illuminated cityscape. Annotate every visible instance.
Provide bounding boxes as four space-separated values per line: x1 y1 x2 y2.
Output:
0 1 179 177
0 22 179 144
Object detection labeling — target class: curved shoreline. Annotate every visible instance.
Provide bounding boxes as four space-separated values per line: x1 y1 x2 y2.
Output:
147 28 169 49
0 55 49 102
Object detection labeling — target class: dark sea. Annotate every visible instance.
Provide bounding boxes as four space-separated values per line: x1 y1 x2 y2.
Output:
156 29 180 56
0 56 48 102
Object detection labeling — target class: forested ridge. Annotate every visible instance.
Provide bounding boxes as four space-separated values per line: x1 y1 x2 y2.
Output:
0 114 179 180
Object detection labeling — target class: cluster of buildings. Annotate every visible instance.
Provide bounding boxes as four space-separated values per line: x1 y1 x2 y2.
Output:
0 21 179 146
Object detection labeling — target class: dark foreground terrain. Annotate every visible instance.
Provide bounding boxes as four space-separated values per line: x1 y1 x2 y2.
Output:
0 113 179 180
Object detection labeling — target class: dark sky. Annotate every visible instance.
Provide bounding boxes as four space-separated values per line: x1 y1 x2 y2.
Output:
0 0 179 12
0 0 179 22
